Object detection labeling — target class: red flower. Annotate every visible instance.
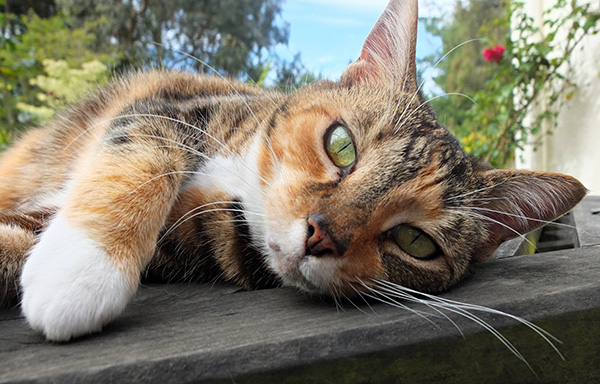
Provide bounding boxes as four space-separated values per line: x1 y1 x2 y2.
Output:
483 45 506 63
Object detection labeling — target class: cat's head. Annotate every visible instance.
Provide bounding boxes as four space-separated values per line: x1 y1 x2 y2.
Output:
258 0 586 296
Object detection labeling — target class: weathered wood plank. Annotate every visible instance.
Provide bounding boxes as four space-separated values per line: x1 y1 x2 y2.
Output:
574 195 600 247
494 195 589 260
492 236 523 259
1 242 599 383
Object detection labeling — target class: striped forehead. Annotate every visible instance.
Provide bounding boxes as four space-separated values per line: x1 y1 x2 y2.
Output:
348 126 464 203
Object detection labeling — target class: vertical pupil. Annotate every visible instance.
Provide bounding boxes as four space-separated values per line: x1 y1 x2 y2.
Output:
394 225 438 259
326 126 355 168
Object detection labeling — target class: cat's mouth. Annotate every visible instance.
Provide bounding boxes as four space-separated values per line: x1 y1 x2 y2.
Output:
268 244 321 293
266 221 343 295
267 235 312 291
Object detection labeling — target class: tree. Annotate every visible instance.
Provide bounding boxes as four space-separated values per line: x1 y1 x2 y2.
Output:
0 0 314 147
16 59 109 121
0 12 114 145
273 53 320 91
425 0 600 168
1 0 57 37
462 0 600 167
57 0 289 79
423 0 507 139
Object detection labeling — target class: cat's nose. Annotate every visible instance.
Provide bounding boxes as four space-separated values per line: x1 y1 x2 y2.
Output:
306 214 340 257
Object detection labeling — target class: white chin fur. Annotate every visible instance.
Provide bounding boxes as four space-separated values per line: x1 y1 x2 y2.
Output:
20 214 136 341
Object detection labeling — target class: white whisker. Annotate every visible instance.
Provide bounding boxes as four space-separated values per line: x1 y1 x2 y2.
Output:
370 280 465 337
371 279 563 364
446 208 537 250
444 182 507 202
209 219 265 225
66 112 276 192
108 132 269 198
150 43 290 190
126 171 204 196
394 93 476 134
448 196 511 203
449 205 578 232
342 289 373 316
159 201 264 243
355 280 442 327
393 39 481 135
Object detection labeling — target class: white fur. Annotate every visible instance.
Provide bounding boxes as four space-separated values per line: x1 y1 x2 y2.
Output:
17 181 73 213
194 136 267 245
37 182 72 209
196 135 341 293
266 218 343 294
35 189 69 211
265 219 305 285
20 214 136 341
299 256 342 292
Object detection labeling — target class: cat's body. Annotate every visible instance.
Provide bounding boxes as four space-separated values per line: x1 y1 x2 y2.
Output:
0 0 586 341
0 72 281 298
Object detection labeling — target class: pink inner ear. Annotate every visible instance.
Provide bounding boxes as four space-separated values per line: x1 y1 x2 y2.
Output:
340 0 418 87
476 170 586 244
360 21 396 70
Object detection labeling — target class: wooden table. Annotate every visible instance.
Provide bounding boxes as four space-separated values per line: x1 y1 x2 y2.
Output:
1 197 599 384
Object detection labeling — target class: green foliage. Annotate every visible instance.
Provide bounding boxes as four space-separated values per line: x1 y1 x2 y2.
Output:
57 0 290 79
461 0 600 167
16 59 109 122
427 0 600 168
273 53 321 91
0 12 115 147
0 0 317 149
423 0 507 136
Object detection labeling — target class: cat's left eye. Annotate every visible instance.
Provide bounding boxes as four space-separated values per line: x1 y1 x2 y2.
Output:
324 124 356 169
391 225 439 260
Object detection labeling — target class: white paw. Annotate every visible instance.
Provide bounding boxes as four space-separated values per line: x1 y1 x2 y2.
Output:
20 214 137 341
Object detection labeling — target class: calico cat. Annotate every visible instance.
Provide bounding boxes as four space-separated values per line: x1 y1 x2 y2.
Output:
0 0 585 342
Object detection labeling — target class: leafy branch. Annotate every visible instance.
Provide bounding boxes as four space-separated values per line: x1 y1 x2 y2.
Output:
460 0 600 167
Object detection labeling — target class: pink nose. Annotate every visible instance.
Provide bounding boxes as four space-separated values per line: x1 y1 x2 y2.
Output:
306 214 340 257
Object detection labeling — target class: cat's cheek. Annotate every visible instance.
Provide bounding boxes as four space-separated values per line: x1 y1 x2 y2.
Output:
20 214 136 342
298 257 341 292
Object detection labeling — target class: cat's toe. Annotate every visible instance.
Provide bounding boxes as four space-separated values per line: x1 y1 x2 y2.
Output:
20 214 137 341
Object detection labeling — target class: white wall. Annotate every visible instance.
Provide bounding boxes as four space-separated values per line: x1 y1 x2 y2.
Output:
515 0 600 194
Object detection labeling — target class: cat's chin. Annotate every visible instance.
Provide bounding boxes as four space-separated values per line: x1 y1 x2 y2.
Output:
266 245 313 292
266 237 342 295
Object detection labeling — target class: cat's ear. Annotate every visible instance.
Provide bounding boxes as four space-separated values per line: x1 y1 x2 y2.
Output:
341 0 418 88
473 170 586 261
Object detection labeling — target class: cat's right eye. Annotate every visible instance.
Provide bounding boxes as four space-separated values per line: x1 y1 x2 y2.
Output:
391 225 439 260
324 124 356 170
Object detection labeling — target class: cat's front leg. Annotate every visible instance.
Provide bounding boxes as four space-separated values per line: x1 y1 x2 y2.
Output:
20 212 137 341
20 124 193 341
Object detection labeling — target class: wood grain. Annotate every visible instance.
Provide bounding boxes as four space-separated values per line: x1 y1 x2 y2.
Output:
1 198 599 384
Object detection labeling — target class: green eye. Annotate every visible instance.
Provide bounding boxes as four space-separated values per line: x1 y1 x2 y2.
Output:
325 124 356 169
392 225 439 260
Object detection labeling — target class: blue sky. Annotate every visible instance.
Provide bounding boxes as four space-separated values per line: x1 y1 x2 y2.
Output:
274 0 451 84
